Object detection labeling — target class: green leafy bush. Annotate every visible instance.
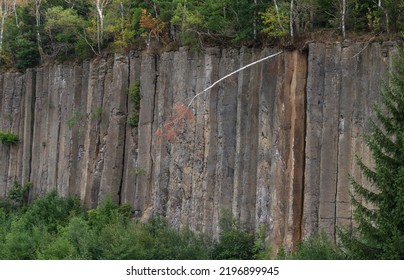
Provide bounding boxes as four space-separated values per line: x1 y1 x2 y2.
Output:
128 80 141 127
0 131 19 145
67 111 83 129
0 181 31 211
0 191 356 260
0 192 209 260
89 107 103 121
212 210 255 260
277 233 346 260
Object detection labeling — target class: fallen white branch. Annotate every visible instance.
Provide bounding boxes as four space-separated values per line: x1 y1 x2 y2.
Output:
187 50 283 107
353 36 375 58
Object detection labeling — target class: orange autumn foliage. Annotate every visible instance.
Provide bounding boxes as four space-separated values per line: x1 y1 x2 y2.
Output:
155 102 195 143
139 8 166 39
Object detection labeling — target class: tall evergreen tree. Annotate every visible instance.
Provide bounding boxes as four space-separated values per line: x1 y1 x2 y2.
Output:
339 49 404 259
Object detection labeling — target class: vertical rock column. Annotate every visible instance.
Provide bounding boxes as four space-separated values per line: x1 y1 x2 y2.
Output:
214 49 239 233
302 42 396 241
302 43 325 238
303 43 344 241
134 52 157 220
30 66 48 196
233 48 255 229
22 69 36 186
256 48 279 232
286 50 307 247
121 51 142 207
188 49 213 233
265 50 307 250
67 62 89 197
55 65 75 197
81 57 109 207
0 72 25 195
99 54 129 203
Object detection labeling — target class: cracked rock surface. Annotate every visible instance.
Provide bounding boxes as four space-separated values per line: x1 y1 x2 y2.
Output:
0 42 397 249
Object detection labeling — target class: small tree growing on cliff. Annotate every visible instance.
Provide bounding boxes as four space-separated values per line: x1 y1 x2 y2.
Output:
339 49 404 259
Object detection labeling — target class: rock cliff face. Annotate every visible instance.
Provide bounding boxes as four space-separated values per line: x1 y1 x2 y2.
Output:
0 42 397 249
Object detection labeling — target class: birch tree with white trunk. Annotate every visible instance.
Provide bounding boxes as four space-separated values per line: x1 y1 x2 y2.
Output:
341 0 346 38
253 0 257 40
378 0 389 33
0 0 13 54
94 0 111 53
33 0 44 61
290 0 295 38
273 0 286 34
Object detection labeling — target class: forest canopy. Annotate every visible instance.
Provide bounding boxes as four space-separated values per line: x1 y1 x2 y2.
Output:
0 0 403 69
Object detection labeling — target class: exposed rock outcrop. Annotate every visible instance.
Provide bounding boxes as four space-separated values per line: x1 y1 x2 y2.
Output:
0 42 398 249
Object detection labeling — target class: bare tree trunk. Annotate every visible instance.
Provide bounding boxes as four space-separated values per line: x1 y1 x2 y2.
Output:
341 0 346 38
0 1 7 53
290 0 295 38
95 0 111 53
13 0 18 27
253 0 257 40
64 0 75 8
120 1 124 35
273 0 286 32
378 0 390 33
96 0 103 53
35 0 44 62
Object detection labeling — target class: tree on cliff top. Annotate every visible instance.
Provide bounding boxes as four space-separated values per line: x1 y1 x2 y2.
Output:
339 49 404 259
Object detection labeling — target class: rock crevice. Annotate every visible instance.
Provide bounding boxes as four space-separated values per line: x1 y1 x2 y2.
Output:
0 42 398 248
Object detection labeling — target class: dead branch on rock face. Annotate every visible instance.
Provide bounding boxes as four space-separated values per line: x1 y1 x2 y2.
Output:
187 51 284 107
155 50 284 142
352 36 376 58
154 102 195 143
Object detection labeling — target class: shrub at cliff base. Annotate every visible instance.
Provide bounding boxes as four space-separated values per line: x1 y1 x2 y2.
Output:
211 210 255 260
277 233 346 260
0 191 210 260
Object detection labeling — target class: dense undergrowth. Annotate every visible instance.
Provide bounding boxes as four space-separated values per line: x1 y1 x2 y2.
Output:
0 184 344 260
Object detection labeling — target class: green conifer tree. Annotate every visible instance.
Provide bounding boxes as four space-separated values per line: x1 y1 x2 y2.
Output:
339 49 404 259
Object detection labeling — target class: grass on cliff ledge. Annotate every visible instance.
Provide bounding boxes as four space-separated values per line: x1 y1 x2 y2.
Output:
0 186 344 260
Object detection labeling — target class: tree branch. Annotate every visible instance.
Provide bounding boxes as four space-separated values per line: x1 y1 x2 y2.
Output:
187 50 283 107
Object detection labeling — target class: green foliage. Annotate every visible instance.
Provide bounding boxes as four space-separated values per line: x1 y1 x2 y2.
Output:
7 181 31 206
0 0 402 69
0 181 31 212
0 190 83 259
252 224 272 260
128 115 139 127
260 3 289 39
278 233 346 260
128 80 141 127
2 222 52 260
338 50 404 260
38 217 91 260
104 0 137 52
44 6 85 61
129 80 141 105
67 111 83 129
0 131 19 145
12 37 39 70
0 192 210 260
131 166 146 176
0 5 39 70
212 210 255 260
89 107 103 121
23 191 84 234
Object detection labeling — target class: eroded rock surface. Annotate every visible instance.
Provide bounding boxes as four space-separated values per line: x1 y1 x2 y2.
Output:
0 42 397 248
